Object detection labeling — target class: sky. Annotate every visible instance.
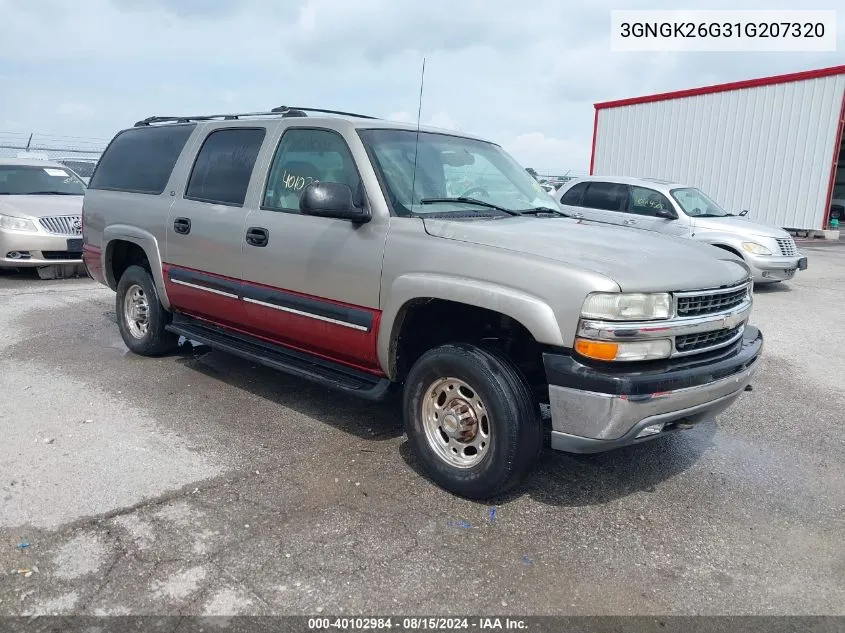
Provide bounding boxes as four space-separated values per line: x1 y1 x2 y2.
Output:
0 0 843 173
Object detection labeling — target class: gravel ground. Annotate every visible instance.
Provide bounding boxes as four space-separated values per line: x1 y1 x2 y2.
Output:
0 245 843 617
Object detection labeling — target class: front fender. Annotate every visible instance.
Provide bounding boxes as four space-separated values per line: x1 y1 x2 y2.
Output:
378 273 565 379
102 225 170 310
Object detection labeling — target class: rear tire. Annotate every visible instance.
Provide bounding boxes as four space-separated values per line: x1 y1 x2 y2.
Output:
403 343 542 499
116 265 178 356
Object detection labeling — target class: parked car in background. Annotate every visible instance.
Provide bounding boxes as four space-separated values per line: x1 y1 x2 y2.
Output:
556 176 807 284
0 158 85 268
83 106 762 499
54 158 98 185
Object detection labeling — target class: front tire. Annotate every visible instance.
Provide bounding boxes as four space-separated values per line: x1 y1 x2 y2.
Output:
116 265 178 356
403 343 542 499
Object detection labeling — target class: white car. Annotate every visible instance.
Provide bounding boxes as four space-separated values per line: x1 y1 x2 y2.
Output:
556 176 807 284
0 158 86 268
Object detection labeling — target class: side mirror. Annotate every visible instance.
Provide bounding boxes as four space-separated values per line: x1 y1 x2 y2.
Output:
739 209 749 217
656 207 678 220
300 182 371 223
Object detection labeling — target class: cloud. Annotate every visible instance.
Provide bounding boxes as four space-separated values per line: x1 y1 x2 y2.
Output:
386 110 459 131
502 133 590 175
57 103 95 118
1 0 844 170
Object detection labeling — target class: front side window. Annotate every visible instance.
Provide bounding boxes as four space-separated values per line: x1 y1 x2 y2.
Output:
185 128 266 206
263 128 362 213
357 128 557 217
671 187 731 217
581 182 628 211
89 124 195 195
0 165 86 196
628 186 673 217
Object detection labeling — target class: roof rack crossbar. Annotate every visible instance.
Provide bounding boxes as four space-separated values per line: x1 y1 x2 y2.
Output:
270 106 376 119
134 105 376 127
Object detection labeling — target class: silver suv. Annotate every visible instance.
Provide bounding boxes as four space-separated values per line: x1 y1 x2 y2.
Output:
83 106 763 498
556 176 807 284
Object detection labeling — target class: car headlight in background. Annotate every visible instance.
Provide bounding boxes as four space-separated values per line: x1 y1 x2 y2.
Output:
0 214 38 232
581 292 672 321
742 241 772 256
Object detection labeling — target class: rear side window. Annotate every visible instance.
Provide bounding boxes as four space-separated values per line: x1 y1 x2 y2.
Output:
185 128 266 206
89 124 195 194
581 182 628 211
560 182 588 205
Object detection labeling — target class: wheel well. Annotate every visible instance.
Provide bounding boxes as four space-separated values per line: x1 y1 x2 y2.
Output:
392 299 547 400
712 243 742 258
106 240 151 287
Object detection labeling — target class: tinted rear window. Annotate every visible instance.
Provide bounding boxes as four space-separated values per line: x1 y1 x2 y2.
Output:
185 128 266 206
89 124 195 194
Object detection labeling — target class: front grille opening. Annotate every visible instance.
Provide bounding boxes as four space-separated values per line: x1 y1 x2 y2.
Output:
676 325 742 353
38 216 82 236
776 237 798 257
42 251 83 260
676 287 748 317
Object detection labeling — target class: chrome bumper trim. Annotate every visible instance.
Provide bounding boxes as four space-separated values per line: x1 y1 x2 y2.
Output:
547 359 758 448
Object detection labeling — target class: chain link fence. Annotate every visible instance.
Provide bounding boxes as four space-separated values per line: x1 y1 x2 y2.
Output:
0 132 107 179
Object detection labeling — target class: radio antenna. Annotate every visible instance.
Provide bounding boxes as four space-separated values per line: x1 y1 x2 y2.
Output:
409 57 426 209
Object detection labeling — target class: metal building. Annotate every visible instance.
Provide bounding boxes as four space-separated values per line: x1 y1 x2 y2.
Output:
590 65 845 233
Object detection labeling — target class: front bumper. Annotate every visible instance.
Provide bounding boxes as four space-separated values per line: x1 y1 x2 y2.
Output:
744 252 807 283
0 229 82 267
544 325 763 453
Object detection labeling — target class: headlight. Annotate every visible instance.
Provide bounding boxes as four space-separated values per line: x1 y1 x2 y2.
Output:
742 241 771 255
581 292 672 321
0 214 38 232
575 338 672 362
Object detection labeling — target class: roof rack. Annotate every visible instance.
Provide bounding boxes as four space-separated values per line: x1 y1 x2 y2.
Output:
134 105 377 127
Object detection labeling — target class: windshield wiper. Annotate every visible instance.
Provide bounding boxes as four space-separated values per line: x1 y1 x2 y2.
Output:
518 206 568 217
23 191 80 195
419 197 521 216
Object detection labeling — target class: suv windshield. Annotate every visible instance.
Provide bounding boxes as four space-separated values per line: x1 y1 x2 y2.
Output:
0 165 86 195
358 129 558 216
671 187 731 217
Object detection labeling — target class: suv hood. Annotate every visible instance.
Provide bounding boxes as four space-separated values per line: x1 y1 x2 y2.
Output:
692 215 789 239
0 195 83 219
423 217 749 292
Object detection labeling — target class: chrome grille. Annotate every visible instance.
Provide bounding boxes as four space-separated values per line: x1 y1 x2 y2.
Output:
776 237 797 257
675 285 749 318
676 325 743 354
39 215 82 236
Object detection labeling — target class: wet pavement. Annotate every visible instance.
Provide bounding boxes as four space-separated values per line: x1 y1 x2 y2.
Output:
0 247 843 616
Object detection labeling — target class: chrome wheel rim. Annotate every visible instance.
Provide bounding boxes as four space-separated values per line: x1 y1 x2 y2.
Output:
123 284 150 339
421 377 490 469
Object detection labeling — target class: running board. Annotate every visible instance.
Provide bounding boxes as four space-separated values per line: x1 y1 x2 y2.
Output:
166 314 393 402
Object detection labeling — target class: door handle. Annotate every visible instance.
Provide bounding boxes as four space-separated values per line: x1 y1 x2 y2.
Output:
173 217 191 235
246 227 269 247
572 212 583 219
623 219 636 225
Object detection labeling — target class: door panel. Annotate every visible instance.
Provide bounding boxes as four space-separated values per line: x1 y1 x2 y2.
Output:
580 182 629 226
239 127 388 371
164 126 267 327
624 185 692 237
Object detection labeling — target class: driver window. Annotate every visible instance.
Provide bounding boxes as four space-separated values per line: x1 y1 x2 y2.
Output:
263 128 361 213
628 186 673 217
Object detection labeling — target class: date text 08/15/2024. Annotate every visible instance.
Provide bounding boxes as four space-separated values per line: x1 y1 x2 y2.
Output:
307 617 528 630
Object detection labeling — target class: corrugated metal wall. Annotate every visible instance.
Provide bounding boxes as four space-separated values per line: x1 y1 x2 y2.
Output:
592 74 845 230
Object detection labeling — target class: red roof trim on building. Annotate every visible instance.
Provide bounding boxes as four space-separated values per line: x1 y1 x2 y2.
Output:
823 89 845 228
594 64 845 110
588 109 599 175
